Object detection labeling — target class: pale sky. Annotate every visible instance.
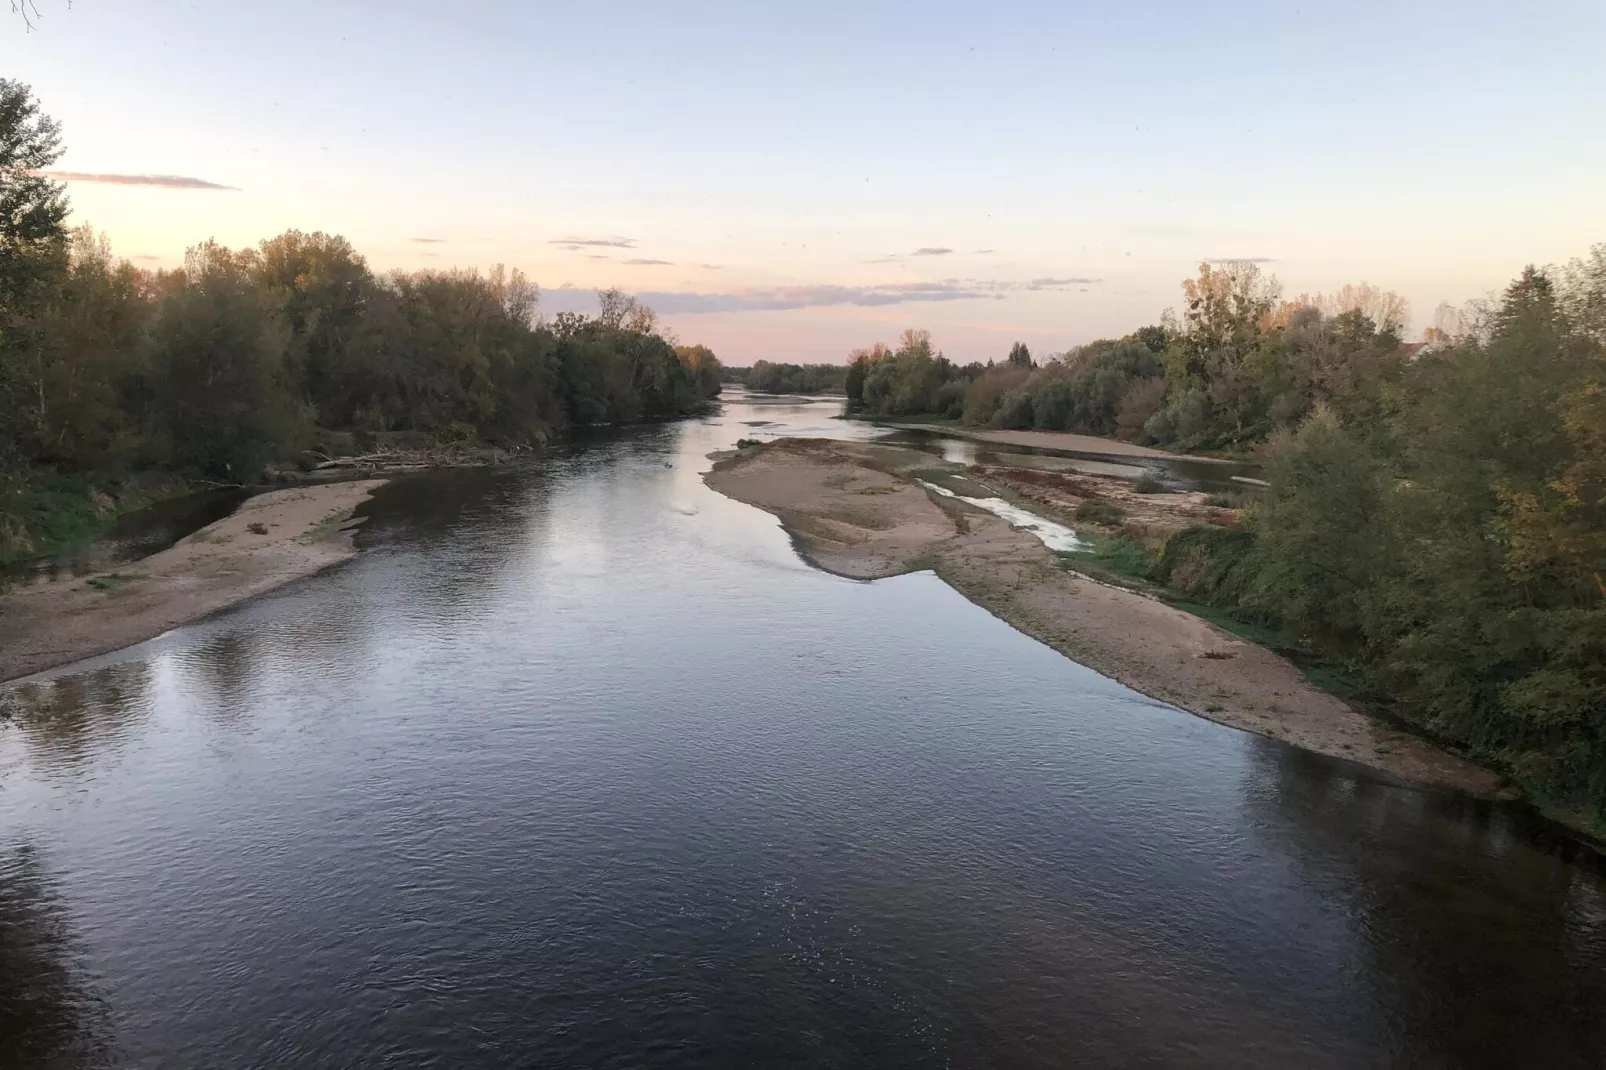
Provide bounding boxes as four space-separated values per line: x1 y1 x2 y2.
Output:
6 0 1604 362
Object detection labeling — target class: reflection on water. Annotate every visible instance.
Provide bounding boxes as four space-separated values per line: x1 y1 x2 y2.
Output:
1 394 1604 1068
0 845 109 1070
1244 744 1606 1068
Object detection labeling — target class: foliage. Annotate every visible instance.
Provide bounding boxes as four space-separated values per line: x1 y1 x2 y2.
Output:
1143 257 1606 816
0 85 722 560
740 360 847 394
675 344 723 398
1132 473 1166 494
1073 500 1126 525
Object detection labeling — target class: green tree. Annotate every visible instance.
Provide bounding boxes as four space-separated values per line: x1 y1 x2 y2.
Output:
1241 407 1386 642
253 231 374 425
1006 341 1033 368
0 79 68 320
0 79 70 484
150 242 306 480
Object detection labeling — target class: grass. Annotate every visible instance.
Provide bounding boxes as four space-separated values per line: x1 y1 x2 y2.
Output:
1 470 198 566
298 507 354 544
1202 489 1253 509
84 571 145 592
1056 532 1153 585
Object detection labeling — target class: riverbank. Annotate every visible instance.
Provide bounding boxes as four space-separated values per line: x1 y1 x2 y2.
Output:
873 421 1225 462
705 437 1508 799
0 479 385 683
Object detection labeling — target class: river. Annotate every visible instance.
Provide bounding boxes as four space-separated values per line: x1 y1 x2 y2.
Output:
2 393 1604 1068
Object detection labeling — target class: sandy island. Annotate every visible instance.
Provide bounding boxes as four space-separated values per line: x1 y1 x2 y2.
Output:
0 479 385 683
706 437 1508 799
886 422 1221 461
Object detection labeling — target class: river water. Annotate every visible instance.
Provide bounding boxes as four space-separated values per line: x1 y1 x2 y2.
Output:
2 394 1604 1069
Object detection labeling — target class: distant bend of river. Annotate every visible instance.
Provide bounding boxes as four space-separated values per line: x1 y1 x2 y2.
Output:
2 392 1604 1069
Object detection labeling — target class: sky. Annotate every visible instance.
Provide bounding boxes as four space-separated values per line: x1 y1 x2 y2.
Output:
5 0 1605 363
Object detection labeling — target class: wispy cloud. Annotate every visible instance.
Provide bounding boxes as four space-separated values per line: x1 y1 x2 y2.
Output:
603 276 1101 314
409 237 445 244
551 236 637 250
134 254 161 262
43 171 237 190
1026 277 1098 289
1204 256 1276 264
697 263 724 270
867 246 957 263
624 258 673 266
974 248 996 254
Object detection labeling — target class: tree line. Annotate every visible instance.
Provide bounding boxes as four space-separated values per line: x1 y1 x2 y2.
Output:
0 80 721 556
724 360 849 395
846 251 1606 822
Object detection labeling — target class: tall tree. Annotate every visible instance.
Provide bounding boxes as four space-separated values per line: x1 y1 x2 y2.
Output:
0 79 70 483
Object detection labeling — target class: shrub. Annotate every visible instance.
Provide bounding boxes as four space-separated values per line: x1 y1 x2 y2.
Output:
1153 525 1256 605
1074 500 1127 525
1133 472 1167 493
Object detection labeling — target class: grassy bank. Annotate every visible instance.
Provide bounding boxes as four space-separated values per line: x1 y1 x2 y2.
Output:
0 470 202 567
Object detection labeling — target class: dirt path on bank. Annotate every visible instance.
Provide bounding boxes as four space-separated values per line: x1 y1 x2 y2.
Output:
706 438 1507 799
0 480 386 683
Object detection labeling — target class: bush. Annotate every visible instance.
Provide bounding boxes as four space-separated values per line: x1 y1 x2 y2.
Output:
1153 525 1256 605
1074 500 1127 525
1133 472 1167 493
431 421 479 447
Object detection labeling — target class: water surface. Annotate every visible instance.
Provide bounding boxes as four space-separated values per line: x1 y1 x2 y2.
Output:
2 394 1604 1069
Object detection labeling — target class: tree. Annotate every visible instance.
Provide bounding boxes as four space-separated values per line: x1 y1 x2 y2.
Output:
1006 341 1033 368
150 241 305 480
675 344 722 398
253 231 373 425
1270 284 1409 334
0 80 69 488
1558 244 1606 345
0 79 68 320
1241 407 1386 642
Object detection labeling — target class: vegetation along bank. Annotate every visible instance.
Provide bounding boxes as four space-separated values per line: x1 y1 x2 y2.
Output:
0 80 724 569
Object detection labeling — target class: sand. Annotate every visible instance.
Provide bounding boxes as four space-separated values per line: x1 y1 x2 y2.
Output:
0 479 386 683
889 423 1223 461
706 438 1508 799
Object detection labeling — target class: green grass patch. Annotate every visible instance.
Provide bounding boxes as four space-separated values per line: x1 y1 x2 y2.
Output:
1057 531 1153 584
298 508 354 544
1 470 198 566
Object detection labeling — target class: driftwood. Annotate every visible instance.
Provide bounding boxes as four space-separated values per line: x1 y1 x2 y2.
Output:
312 447 508 472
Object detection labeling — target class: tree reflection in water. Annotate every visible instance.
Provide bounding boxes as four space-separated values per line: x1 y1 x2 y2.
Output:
1244 741 1606 1069
0 845 110 1070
